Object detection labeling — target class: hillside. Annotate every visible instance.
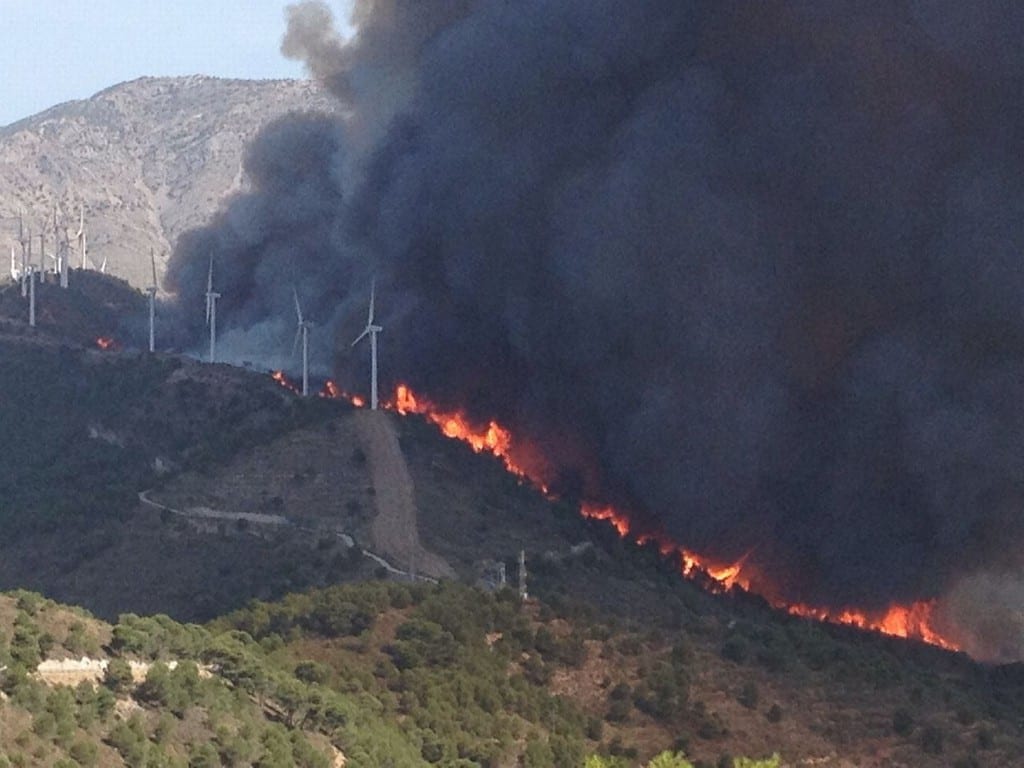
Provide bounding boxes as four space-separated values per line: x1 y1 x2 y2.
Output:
0 274 1023 765
0 76 332 289
2 578 1023 767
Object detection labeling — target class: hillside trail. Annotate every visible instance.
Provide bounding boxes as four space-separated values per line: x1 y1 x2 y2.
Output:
353 409 455 580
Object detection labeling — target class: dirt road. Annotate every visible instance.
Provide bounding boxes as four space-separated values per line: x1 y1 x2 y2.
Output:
354 410 455 580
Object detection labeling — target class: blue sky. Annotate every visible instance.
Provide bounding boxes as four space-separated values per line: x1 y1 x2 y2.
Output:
0 1 351 127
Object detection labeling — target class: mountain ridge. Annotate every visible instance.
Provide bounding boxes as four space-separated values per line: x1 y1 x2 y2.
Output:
0 75 333 289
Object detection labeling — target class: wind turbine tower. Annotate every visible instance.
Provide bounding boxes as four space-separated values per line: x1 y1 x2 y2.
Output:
55 207 68 288
37 233 45 281
27 266 36 328
23 236 33 298
75 205 89 270
293 288 313 397
19 213 28 297
205 258 220 363
146 249 158 353
351 280 383 410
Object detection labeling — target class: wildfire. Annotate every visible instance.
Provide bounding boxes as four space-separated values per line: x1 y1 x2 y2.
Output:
390 384 533 478
578 506 955 649
293 372 961 651
95 337 117 351
272 372 366 405
271 370 301 395
787 601 957 651
319 378 364 406
583 503 750 590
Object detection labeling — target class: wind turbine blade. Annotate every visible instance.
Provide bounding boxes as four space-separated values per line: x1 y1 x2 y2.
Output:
292 328 302 357
351 328 369 347
150 249 158 289
367 279 376 325
207 258 213 292
293 287 303 324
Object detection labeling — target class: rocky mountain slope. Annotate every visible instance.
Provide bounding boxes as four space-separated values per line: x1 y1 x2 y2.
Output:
0 76 332 289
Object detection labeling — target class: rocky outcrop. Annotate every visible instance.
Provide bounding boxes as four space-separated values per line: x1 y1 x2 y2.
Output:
0 76 334 289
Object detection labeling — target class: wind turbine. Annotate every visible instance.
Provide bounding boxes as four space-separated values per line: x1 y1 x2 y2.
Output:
37 232 45 281
27 266 36 328
19 213 28 297
146 249 158 353
75 205 89 270
55 207 68 288
23 235 32 298
292 288 313 397
205 257 220 363
351 280 383 410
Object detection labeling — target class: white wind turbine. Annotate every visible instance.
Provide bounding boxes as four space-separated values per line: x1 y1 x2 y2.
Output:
55 207 68 289
75 205 90 270
146 249 158 353
37 232 45 278
27 265 36 328
19 213 28 297
351 280 383 410
292 288 313 397
24 236 33 298
205 257 220 363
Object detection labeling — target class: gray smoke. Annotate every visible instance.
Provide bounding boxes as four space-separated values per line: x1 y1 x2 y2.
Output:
166 0 1024 653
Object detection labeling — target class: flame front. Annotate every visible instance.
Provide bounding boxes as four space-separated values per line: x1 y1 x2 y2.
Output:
392 384 527 477
786 600 956 651
305 374 960 652
271 370 301 395
95 337 116 351
583 503 750 590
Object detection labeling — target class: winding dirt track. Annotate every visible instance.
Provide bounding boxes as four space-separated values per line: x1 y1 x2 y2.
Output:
354 410 455 580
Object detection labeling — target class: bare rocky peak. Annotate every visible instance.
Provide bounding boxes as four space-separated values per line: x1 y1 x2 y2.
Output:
0 75 334 289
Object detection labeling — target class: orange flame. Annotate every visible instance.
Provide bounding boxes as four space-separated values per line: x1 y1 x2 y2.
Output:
583 503 750 590
319 378 364 406
271 370 301 395
297 374 960 651
390 384 532 477
95 337 116 351
786 601 956 651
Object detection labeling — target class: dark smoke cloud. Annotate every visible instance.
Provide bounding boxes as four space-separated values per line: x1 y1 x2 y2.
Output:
167 0 1024 645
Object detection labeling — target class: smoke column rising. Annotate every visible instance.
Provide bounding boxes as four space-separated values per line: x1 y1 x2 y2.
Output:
166 1 1024 658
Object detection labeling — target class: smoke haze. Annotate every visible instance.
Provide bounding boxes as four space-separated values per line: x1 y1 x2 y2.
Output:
166 1 1024 658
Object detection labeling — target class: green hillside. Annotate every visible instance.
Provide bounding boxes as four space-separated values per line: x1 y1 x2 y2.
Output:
2 579 1022 767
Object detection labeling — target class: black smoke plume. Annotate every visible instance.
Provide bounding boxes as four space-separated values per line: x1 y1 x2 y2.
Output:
166 1 1024 657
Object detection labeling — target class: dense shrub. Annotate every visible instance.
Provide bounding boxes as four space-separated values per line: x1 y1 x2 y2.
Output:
892 709 914 737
